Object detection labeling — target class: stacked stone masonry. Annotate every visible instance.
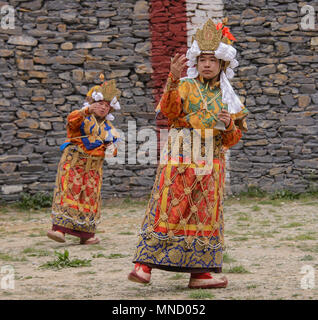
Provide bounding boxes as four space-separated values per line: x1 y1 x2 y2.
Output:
224 0 318 194
0 0 317 201
0 0 156 201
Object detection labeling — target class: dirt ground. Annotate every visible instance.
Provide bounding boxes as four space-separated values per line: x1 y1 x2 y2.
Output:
0 195 318 300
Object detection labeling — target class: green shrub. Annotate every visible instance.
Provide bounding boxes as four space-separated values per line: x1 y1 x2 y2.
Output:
40 250 91 270
270 190 300 200
17 192 53 210
239 186 267 198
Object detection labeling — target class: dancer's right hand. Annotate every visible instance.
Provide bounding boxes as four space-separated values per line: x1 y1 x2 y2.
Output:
89 101 110 118
170 53 188 80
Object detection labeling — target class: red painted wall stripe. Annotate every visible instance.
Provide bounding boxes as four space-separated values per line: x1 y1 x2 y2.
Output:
150 0 188 128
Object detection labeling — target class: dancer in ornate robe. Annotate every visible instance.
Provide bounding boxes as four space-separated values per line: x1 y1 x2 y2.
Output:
48 77 121 245
129 19 248 288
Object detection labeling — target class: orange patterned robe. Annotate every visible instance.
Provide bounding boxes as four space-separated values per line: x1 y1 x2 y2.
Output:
51 106 119 239
133 73 248 272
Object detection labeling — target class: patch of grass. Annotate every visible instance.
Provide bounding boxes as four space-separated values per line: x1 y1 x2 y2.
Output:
270 190 300 200
118 232 135 235
258 200 274 205
251 205 261 212
0 206 9 214
28 233 44 238
294 233 316 241
28 230 47 238
77 271 97 276
251 231 273 238
1 291 14 296
92 253 107 258
40 250 91 270
83 245 105 251
105 197 148 210
22 247 51 257
237 223 250 227
246 284 258 289
168 273 185 280
231 236 249 241
259 220 271 226
236 212 251 221
0 252 27 262
269 200 283 207
16 192 53 210
105 253 128 259
280 236 294 241
279 222 304 228
226 230 239 236
301 255 314 261
188 289 215 299
240 186 267 198
123 197 148 206
223 253 237 263
224 265 250 274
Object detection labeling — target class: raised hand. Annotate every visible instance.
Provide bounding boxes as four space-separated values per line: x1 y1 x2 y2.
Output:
170 53 188 80
89 101 110 119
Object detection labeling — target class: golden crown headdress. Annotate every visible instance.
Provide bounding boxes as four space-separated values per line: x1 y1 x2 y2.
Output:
86 74 121 103
192 18 236 53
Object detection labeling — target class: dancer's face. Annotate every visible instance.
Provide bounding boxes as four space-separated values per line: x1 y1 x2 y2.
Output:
197 54 221 80
92 101 111 119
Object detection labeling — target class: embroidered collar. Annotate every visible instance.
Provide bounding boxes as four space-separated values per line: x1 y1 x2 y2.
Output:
198 75 220 90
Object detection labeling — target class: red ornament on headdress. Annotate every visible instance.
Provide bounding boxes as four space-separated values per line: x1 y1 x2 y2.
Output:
216 23 237 41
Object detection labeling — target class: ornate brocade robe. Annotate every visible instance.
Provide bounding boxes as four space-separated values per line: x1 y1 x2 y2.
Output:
51 107 119 238
133 74 248 272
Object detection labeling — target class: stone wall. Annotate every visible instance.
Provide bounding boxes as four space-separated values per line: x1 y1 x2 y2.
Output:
223 0 318 194
0 0 317 201
0 0 157 201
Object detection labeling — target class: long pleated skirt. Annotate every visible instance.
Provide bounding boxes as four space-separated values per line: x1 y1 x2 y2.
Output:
133 134 227 273
51 145 104 239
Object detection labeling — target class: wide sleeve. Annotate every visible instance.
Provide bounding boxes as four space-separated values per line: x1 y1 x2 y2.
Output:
67 106 91 131
156 73 189 120
221 106 249 148
221 119 243 148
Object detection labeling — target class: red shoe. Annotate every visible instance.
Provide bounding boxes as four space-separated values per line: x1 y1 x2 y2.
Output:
188 273 228 289
128 263 152 284
47 230 66 243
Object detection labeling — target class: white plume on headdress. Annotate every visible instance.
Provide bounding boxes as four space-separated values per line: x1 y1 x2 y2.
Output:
186 40 200 79
185 39 243 114
81 93 121 121
106 113 115 121
92 91 104 101
110 96 121 110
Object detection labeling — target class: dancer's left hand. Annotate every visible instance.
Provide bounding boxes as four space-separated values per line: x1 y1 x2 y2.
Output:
217 109 231 128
